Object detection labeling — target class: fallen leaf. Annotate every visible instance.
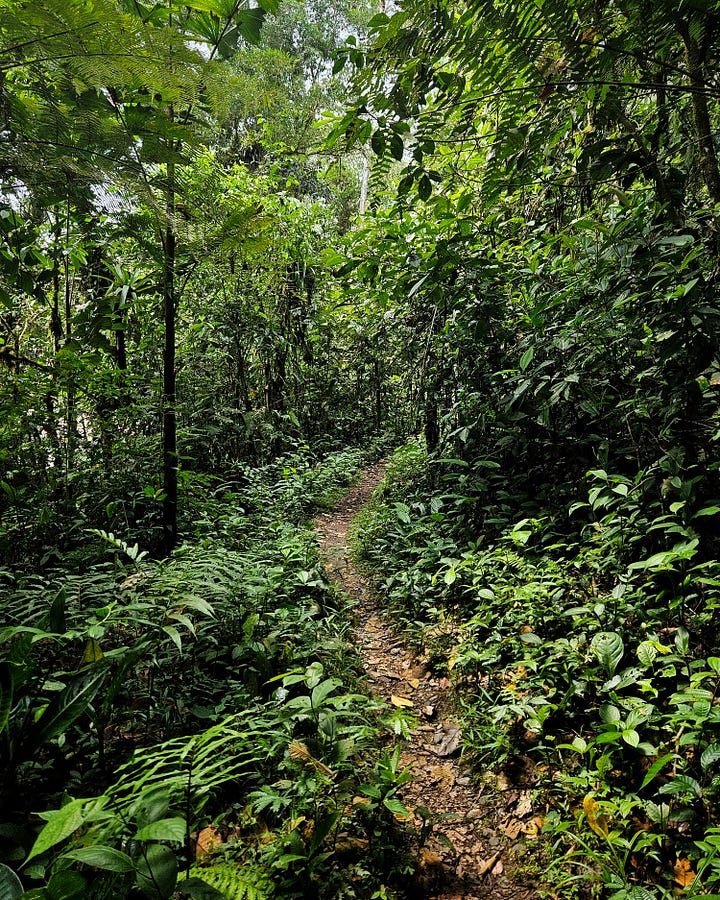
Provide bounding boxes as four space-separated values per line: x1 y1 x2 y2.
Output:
407 678 420 689
422 704 436 719
496 772 511 791
515 793 533 817
673 858 695 887
435 723 462 757
195 825 222 859
500 819 523 839
491 858 504 876
524 815 544 836
420 848 444 868
390 694 414 708
477 852 501 876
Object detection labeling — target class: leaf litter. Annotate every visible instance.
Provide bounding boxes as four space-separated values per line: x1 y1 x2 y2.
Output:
315 464 542 899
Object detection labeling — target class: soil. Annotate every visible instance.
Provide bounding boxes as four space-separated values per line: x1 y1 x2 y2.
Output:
314 464 545 900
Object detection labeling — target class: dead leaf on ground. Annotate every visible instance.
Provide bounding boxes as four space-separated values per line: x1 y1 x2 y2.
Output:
390 694 414 708
500 818 523 840
195 825 222 859
477 851 501 876
515 792 533 817
406 677 420 689
673 858 696 887
435 723 462 756
491 858 504 876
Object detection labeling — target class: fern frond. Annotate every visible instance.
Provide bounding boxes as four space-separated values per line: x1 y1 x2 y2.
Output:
182 863 273 900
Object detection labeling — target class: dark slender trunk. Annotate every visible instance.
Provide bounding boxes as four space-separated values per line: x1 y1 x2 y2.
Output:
374 357 382 432
64 200 76 480
114 297 128 371
161 156 178 554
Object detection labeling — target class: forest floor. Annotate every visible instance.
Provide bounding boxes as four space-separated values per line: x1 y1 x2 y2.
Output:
314 464 545 900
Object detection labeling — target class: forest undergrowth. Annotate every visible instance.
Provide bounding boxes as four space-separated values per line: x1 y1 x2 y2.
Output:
0 445 430 900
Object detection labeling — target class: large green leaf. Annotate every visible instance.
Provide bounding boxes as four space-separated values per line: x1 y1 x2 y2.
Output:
235 9 265 45
26 798 88 864
591 632 625 677
0 863 23 900
701 744 720 772
135 817 187 844
135 844 178 900
23 667 107 756
62 846 136 874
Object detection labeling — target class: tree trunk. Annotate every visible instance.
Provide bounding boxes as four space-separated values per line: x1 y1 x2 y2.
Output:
676 17 720 203
161 155 178 554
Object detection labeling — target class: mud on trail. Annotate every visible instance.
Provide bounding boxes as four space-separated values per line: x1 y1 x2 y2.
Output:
314 464 543 900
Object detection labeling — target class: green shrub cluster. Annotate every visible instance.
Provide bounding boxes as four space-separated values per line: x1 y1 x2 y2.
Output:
0 448 418 900
358 442 720 898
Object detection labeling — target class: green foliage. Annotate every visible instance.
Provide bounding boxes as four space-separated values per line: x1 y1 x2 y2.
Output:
356 437 720 894
181 864 272 900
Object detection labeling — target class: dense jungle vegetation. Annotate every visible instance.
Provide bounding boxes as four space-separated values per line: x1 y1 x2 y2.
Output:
2 0 720 898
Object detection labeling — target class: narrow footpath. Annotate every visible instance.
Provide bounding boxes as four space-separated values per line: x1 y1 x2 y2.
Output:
314 464 543 900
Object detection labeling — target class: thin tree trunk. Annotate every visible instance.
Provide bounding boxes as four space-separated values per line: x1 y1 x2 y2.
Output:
161 153 178 554
64 198 77 481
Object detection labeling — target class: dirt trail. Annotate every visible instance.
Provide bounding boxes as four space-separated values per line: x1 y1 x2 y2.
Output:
314 464 543 900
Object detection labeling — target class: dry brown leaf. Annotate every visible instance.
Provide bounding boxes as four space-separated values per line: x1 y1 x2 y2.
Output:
500 819 523 840
491 858 504 876
195 826 222 859
435 724 462 757
419 848 444 868
477 852 501 876
524 815 544 836
496 772 511 791
390 694 414 708
673 858 696 887
335 834 369 854
515 793 533 818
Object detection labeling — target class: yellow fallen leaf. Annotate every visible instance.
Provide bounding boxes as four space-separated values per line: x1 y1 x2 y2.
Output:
583 794 609 838
390 695 414 708
673 858 695 887
406 678 420 690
